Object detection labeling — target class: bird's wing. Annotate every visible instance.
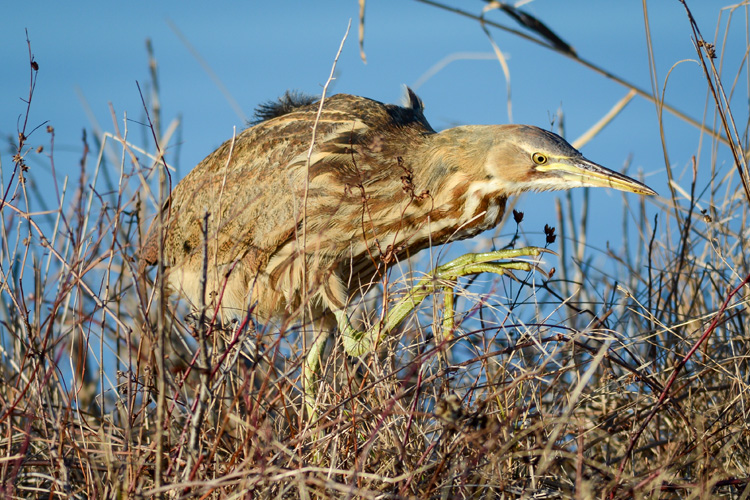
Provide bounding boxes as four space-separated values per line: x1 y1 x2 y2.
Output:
139 92 434 277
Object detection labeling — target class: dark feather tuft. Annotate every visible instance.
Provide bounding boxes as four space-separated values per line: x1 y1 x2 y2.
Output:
404 87 424 113
251 90 318 124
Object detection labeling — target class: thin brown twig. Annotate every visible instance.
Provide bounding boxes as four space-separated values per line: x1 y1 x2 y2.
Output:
613 270 750 496
678 0 750 204
414 0 730 146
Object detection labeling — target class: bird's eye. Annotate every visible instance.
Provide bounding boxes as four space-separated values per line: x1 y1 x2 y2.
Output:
532 153 547 165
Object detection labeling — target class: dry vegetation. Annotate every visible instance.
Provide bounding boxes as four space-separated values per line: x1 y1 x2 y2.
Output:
2 2 750 498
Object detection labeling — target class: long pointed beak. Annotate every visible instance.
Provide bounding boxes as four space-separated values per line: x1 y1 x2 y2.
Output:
552 157 657 196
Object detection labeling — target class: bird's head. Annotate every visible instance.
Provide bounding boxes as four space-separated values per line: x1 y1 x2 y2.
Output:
481 125 656 196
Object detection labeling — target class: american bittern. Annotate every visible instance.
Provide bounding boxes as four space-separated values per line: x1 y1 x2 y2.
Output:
140 89 655 411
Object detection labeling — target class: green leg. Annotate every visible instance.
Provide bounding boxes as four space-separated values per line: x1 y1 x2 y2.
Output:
338 247 547 357
435 285 456 367
303 328 332 420
441 284 456 340
303 246 548 421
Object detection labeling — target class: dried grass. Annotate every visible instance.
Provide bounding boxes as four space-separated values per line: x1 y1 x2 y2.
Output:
1 3 749 498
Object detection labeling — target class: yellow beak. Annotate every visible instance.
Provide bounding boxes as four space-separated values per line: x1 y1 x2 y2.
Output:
541 157 657 196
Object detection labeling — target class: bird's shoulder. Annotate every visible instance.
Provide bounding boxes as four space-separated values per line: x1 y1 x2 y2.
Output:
251 89 434 134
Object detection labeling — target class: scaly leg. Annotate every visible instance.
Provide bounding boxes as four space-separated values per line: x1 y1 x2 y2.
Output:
338 247 548 356
303 326 332 419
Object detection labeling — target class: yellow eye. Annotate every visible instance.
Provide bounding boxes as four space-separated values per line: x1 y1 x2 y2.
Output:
532 152 547 165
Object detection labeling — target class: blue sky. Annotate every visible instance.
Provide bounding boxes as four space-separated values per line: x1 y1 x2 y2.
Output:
1 1 745 262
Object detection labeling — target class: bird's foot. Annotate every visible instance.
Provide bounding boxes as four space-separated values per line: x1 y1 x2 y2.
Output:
338 246 551 356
